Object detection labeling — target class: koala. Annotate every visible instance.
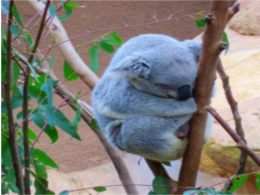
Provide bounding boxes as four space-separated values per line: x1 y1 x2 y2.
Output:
92 34 213 162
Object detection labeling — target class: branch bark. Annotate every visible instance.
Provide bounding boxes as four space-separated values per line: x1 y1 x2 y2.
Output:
216 59 248 191
176 2 240 193
206 106 260 167
26 0 98 89
4 1 25 194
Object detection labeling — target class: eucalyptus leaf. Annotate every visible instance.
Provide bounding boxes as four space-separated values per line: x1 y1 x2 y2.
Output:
63 60 78 81
58 5 73 21
100 39 115 53
59 190 70 195
10 24 19 36
12 5 24 27
196 19 206 28
49 4 57 16
152 175 169 195
40 78 53 105
33 148 59 169
93 186 106 192
230 174 249 193
88 45 100 73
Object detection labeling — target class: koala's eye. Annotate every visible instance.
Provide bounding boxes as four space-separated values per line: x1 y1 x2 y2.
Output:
155 83 173 89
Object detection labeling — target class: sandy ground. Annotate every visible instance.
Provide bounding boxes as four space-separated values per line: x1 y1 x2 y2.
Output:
16 1 210 172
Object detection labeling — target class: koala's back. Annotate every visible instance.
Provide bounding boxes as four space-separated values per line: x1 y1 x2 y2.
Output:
104 34 189 74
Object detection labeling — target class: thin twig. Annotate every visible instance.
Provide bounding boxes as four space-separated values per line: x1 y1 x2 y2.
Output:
206 105 260 167
22 1 51 193
216 59 248 191
4 1 25 193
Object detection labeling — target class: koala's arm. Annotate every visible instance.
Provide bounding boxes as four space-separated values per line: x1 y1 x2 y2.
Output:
93 78 197 119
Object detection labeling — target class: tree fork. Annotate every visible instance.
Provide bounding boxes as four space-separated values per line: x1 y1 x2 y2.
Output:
176 2 240 193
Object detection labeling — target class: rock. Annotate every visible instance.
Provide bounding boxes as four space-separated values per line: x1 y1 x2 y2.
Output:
229 1 260 35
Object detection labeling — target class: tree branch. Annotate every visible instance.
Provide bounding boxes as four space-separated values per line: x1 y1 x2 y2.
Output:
216 59 248 191
205 106 260 167
176 2 240 193
26 0 99 89
4 1 25 194
22 1 51 194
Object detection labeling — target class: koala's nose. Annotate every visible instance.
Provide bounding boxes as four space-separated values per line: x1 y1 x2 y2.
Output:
178 85 192 101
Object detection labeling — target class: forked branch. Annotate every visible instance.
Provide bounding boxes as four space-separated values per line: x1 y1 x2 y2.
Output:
176 2 240 193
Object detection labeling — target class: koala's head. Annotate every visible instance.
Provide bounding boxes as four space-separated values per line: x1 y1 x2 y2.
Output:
109 34 202 101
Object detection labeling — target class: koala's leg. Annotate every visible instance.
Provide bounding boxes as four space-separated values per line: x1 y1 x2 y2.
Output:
105 115 191 162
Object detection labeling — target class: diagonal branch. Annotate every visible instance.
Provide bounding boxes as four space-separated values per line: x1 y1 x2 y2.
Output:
176 2 240 193
216 59 248 191
205 106 260 167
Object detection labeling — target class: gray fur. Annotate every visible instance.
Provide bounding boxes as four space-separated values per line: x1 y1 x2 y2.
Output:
92 34 212 161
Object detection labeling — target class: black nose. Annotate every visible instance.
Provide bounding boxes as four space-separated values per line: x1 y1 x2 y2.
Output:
178 85 192 101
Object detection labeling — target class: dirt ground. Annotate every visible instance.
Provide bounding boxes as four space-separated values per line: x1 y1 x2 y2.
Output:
16 1 209 172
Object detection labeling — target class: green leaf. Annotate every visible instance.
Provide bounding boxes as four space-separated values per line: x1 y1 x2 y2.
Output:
88 45 100 73
255 173 260 193
230 174 249 193
33 148 59 169
11 62 20 85
34 160 47 179
12 5 24 27
183 190 200 195
58 5 73 21
90 119 99 130
222 31 229 55
10 24 19 36
30 112 58 143
49 56 57 70
28 128 38 141
9 183 20 193
72 105 81 129
2 95 26 113
1 0 10 14
106 31 122 46
100 39 115 53
1 134 9 155
63 60 78 81
25 31 34 47
93 186 106 192
59 190 70 195
49 4 57 16
7 166 15 183
196 19 206 28
1 52 6 82
54 109 81 140
152 175 169 195
28 85 48 105
162 161 171 166
148 191 158 195
39 105 56 128
40 78 53 105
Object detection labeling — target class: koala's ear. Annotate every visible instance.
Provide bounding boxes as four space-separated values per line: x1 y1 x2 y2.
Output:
110 56 150 80
183 40 202 63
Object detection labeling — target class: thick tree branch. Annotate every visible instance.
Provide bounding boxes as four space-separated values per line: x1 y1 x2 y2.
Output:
26 0 99 89
206 106 260 167
5 1 25 194
216 59 248 191
176 2 240 193
33 54 138 195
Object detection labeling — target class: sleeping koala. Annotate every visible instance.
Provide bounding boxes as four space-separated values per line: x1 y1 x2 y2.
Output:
92 34 213 162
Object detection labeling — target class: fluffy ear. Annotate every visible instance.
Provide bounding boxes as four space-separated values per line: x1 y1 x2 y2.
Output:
110 56 150 80
182 40 202 63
